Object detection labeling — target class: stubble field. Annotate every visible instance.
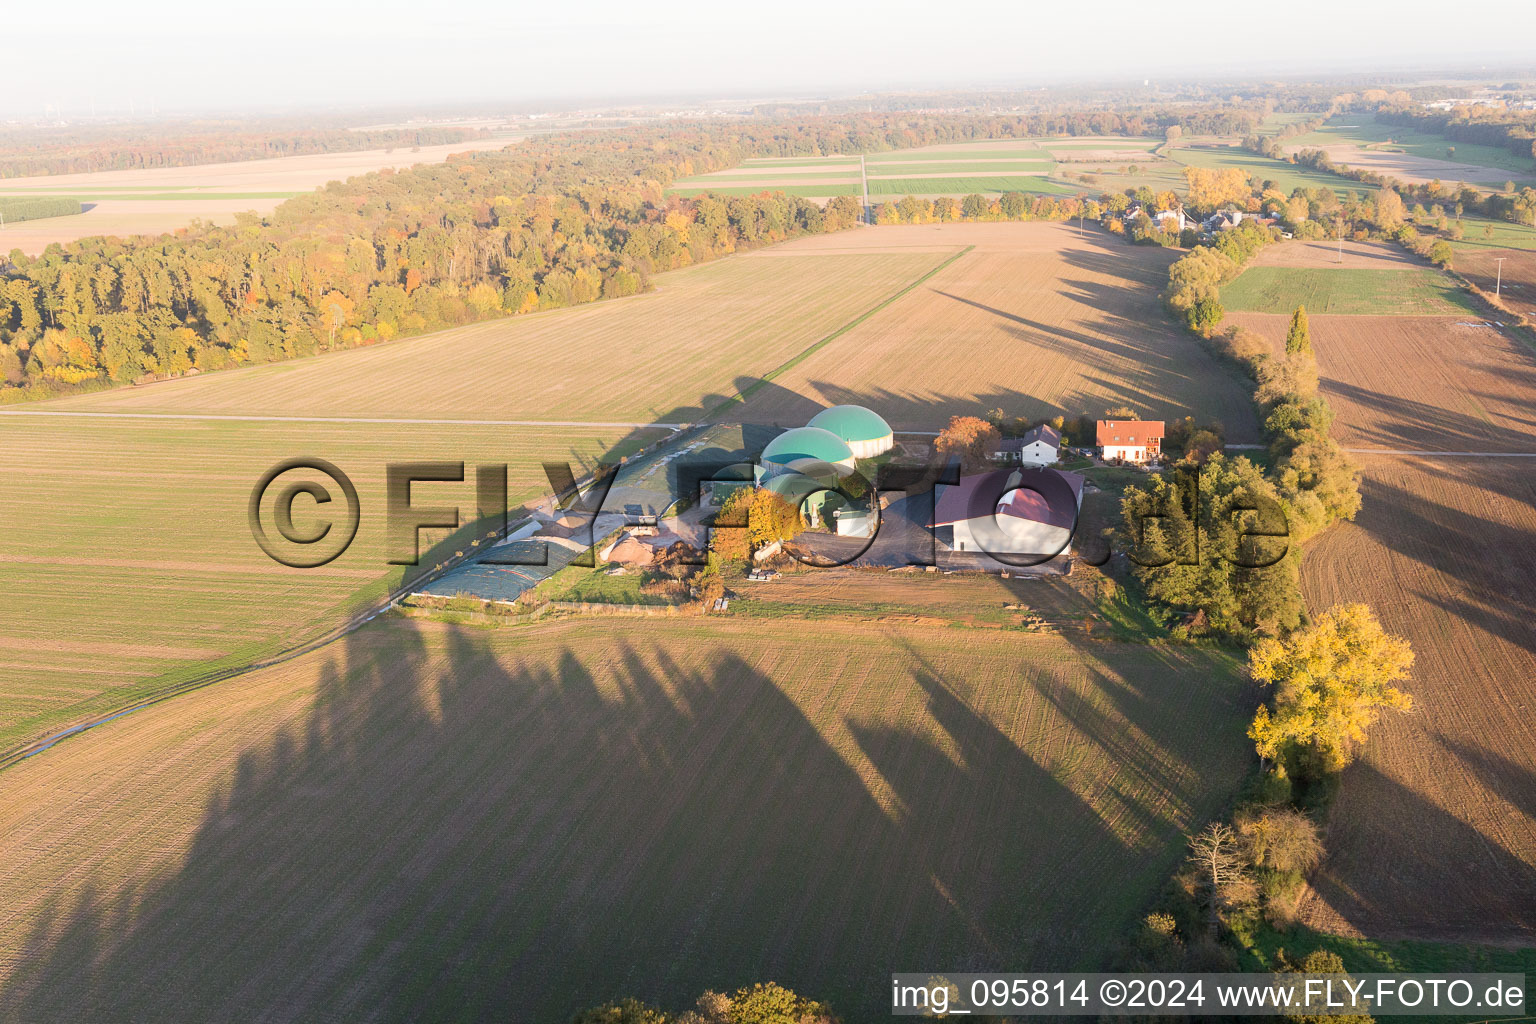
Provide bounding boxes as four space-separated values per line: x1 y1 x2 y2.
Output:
0 615 1254 1021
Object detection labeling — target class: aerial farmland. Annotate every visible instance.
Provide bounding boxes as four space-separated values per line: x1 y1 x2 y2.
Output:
4 31 1536 1024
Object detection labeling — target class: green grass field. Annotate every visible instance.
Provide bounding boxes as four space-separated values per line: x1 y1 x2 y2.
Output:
0 614 1255 1021
667 182 861 197
865 147 1054 163
1222 267 1476 315
1448 216 1536 252
1256 112 1317 137
1171 145 1376 198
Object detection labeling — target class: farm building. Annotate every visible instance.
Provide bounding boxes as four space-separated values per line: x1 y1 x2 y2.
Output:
806 404 895 460
1097 420 1164 463
993 424 1060 466
929 467 1085 557
756 426 858 482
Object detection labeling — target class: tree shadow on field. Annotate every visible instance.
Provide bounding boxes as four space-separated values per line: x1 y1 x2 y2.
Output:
1320 377 1536 453
1352 465 1536 661
2 616 1187 1022
1304 761 1536 942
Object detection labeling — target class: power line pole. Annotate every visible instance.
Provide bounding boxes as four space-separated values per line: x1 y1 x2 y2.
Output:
1495 256 1506 300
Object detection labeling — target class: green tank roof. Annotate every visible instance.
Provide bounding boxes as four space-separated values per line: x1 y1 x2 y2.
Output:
806 405 892 443
760 426 856 468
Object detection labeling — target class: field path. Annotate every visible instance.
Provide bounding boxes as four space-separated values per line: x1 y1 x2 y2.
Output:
0 410 687 429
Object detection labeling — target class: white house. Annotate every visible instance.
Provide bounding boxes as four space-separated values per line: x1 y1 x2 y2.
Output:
993 424 1061 467
1097 419 1164 463
929 467 1085 558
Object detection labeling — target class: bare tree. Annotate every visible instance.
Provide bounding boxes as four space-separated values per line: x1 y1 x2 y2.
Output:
1187 823 1258 933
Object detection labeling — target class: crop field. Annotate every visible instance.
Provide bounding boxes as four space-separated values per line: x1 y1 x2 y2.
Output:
1284 115 1536 186
0 136 516 254
1221 266 1476 316
0 243 968 754
1297 457 1536 943
734 222 1263 439
37 247 948 423
0 414 661 756
0 614 1254 1021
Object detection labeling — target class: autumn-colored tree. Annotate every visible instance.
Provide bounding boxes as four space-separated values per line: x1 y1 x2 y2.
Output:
711 486 804 559
935 415 1001 472
1285 305 1311 355
1248 603 1414 776
1184 166 1251 211
1278 950 1374 1024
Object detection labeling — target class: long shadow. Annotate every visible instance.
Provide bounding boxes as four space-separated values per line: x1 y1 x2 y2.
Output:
3 615 1176 1022
1305 761 1536 942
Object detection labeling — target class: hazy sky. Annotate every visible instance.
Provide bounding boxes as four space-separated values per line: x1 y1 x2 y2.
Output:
8 0 1536 118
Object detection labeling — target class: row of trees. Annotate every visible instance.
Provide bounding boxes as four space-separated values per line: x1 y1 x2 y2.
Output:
872 191 1100 226
573 983 836 1024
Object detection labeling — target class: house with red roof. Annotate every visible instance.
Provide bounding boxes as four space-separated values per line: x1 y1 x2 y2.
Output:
1097 419 1164 464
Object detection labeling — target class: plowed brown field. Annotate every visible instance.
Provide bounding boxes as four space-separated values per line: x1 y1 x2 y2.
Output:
1298 457 1536 942
1227 312 1536 452
1237 297 1536 941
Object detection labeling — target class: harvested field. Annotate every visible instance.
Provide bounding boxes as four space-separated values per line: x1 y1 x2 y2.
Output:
0 137 516 254
1297 457 1536 943
1224 313 1536 452
0 415 661 755
0 614 1254 1021
36 247 948 422
735 222 1262 439
1221 267 1475 316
